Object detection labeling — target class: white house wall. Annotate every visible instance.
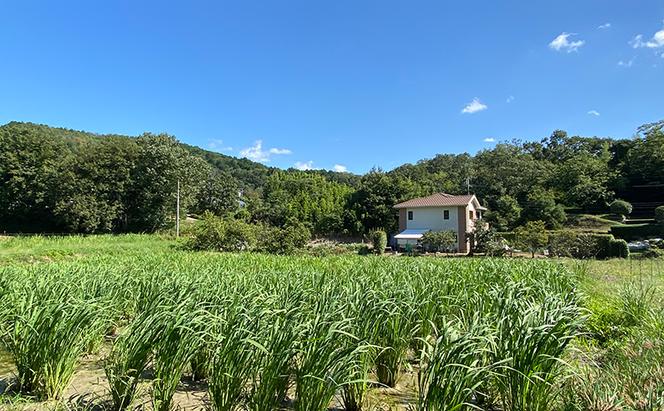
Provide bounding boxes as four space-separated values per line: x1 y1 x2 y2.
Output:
406 207 458 232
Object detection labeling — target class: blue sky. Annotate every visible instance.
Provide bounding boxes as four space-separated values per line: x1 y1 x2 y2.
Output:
1 1 664 173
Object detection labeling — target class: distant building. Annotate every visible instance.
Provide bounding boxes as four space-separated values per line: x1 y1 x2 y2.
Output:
393 193 486 253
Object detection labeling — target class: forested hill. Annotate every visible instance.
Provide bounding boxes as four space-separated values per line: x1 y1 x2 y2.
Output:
1 120 663 235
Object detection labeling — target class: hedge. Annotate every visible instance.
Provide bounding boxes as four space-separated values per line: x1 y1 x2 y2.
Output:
610 223 664 241
499 230 629 259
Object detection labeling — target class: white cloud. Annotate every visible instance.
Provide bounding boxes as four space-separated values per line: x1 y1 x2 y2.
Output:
598 23 611 30
630 28 664 48
549 33 585 53
333 164 348 172
461 98 488 114
269 147 292 155
207 139 233 152
618 58 635 67
587 110 601 116
294 161 314 171
239 140 291 163
506 95 515 103
483 137 495 143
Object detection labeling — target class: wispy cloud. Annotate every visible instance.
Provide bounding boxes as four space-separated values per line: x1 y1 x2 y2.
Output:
549 33 585 53
630 27 664 48
506 95 515 103
239 140 291 163
269 147 292 155
587 110 601 116
598 23 611 30
294 161 314 171
333 164 348 172
461 98 488 114
618 58 635 67
207 139 233 152
483 137 496 143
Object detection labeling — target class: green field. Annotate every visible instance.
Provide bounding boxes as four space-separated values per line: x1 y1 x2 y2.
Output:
0 235 662 411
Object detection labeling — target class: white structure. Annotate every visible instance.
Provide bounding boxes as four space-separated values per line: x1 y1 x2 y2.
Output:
393 193 486 253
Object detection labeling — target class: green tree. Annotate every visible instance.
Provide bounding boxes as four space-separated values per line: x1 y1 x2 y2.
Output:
420 230 457 253
350 169 418 234
609 199 632 219
522 189 566 229
0 122 69 231
655 205 664 225
514 221 549 258
127 133 210 231
486 195 522 231
194 170 239 216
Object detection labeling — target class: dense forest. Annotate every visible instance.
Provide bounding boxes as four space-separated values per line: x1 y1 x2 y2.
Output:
1 121 663 235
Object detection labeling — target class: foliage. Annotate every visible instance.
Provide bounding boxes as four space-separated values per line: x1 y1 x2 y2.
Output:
548 231 629 259
655 205 664 225
514 221 549 257
3 120 664 238
485 195 522 231
420 230 457 253
522 188 567 229
609 199 633 218
3 234 663 410
187 214 310 254
611 223 664 241
369 230 388 254
470 224 506 256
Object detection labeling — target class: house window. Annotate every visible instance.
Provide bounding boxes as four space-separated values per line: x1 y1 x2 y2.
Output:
443 210 449 220
408 211 413 220
469 210 474 220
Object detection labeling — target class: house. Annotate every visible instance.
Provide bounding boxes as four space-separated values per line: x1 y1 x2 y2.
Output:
393 193 486 253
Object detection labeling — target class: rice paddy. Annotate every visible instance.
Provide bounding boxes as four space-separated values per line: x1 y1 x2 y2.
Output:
0 235 662 410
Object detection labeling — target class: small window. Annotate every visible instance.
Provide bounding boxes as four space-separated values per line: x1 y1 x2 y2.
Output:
408 211 413 220
443 210 449 220
469 210 474 220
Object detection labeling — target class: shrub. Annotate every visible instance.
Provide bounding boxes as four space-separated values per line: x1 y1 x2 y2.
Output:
420 230 457 253
514 221 549 257
655 205 664 225
610 223 664 241
187 213 258 252
548 231 628 259
639 248 664 259
609 238 629 259
369 230 387 255
610 200 632 217
187 213 310 254
260 222 311 255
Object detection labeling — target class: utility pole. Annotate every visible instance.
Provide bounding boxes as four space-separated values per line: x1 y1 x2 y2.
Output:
176 179 180 238
466 177 470 194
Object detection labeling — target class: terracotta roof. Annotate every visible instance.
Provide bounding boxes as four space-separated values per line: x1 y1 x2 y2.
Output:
393 193 477 209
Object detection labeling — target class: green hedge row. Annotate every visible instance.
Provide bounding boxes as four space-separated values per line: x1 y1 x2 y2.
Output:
610 223 664 241
497 230 629 259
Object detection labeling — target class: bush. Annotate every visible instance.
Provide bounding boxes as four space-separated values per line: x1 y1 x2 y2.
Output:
369 230 388 255
548 231 628 259
610 200 632 217
610 223 664 241
514 221 549 257
259 222 311 255
655 205 664 225
187 213 258 252
609 238 629 258
639 248 664 259
420 230 457 253
187 214 310 254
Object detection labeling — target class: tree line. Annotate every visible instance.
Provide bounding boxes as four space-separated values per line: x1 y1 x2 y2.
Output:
1 121 663 235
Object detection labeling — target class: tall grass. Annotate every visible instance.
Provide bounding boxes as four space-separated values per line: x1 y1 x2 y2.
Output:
0 241 586 410
0 276 106 400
